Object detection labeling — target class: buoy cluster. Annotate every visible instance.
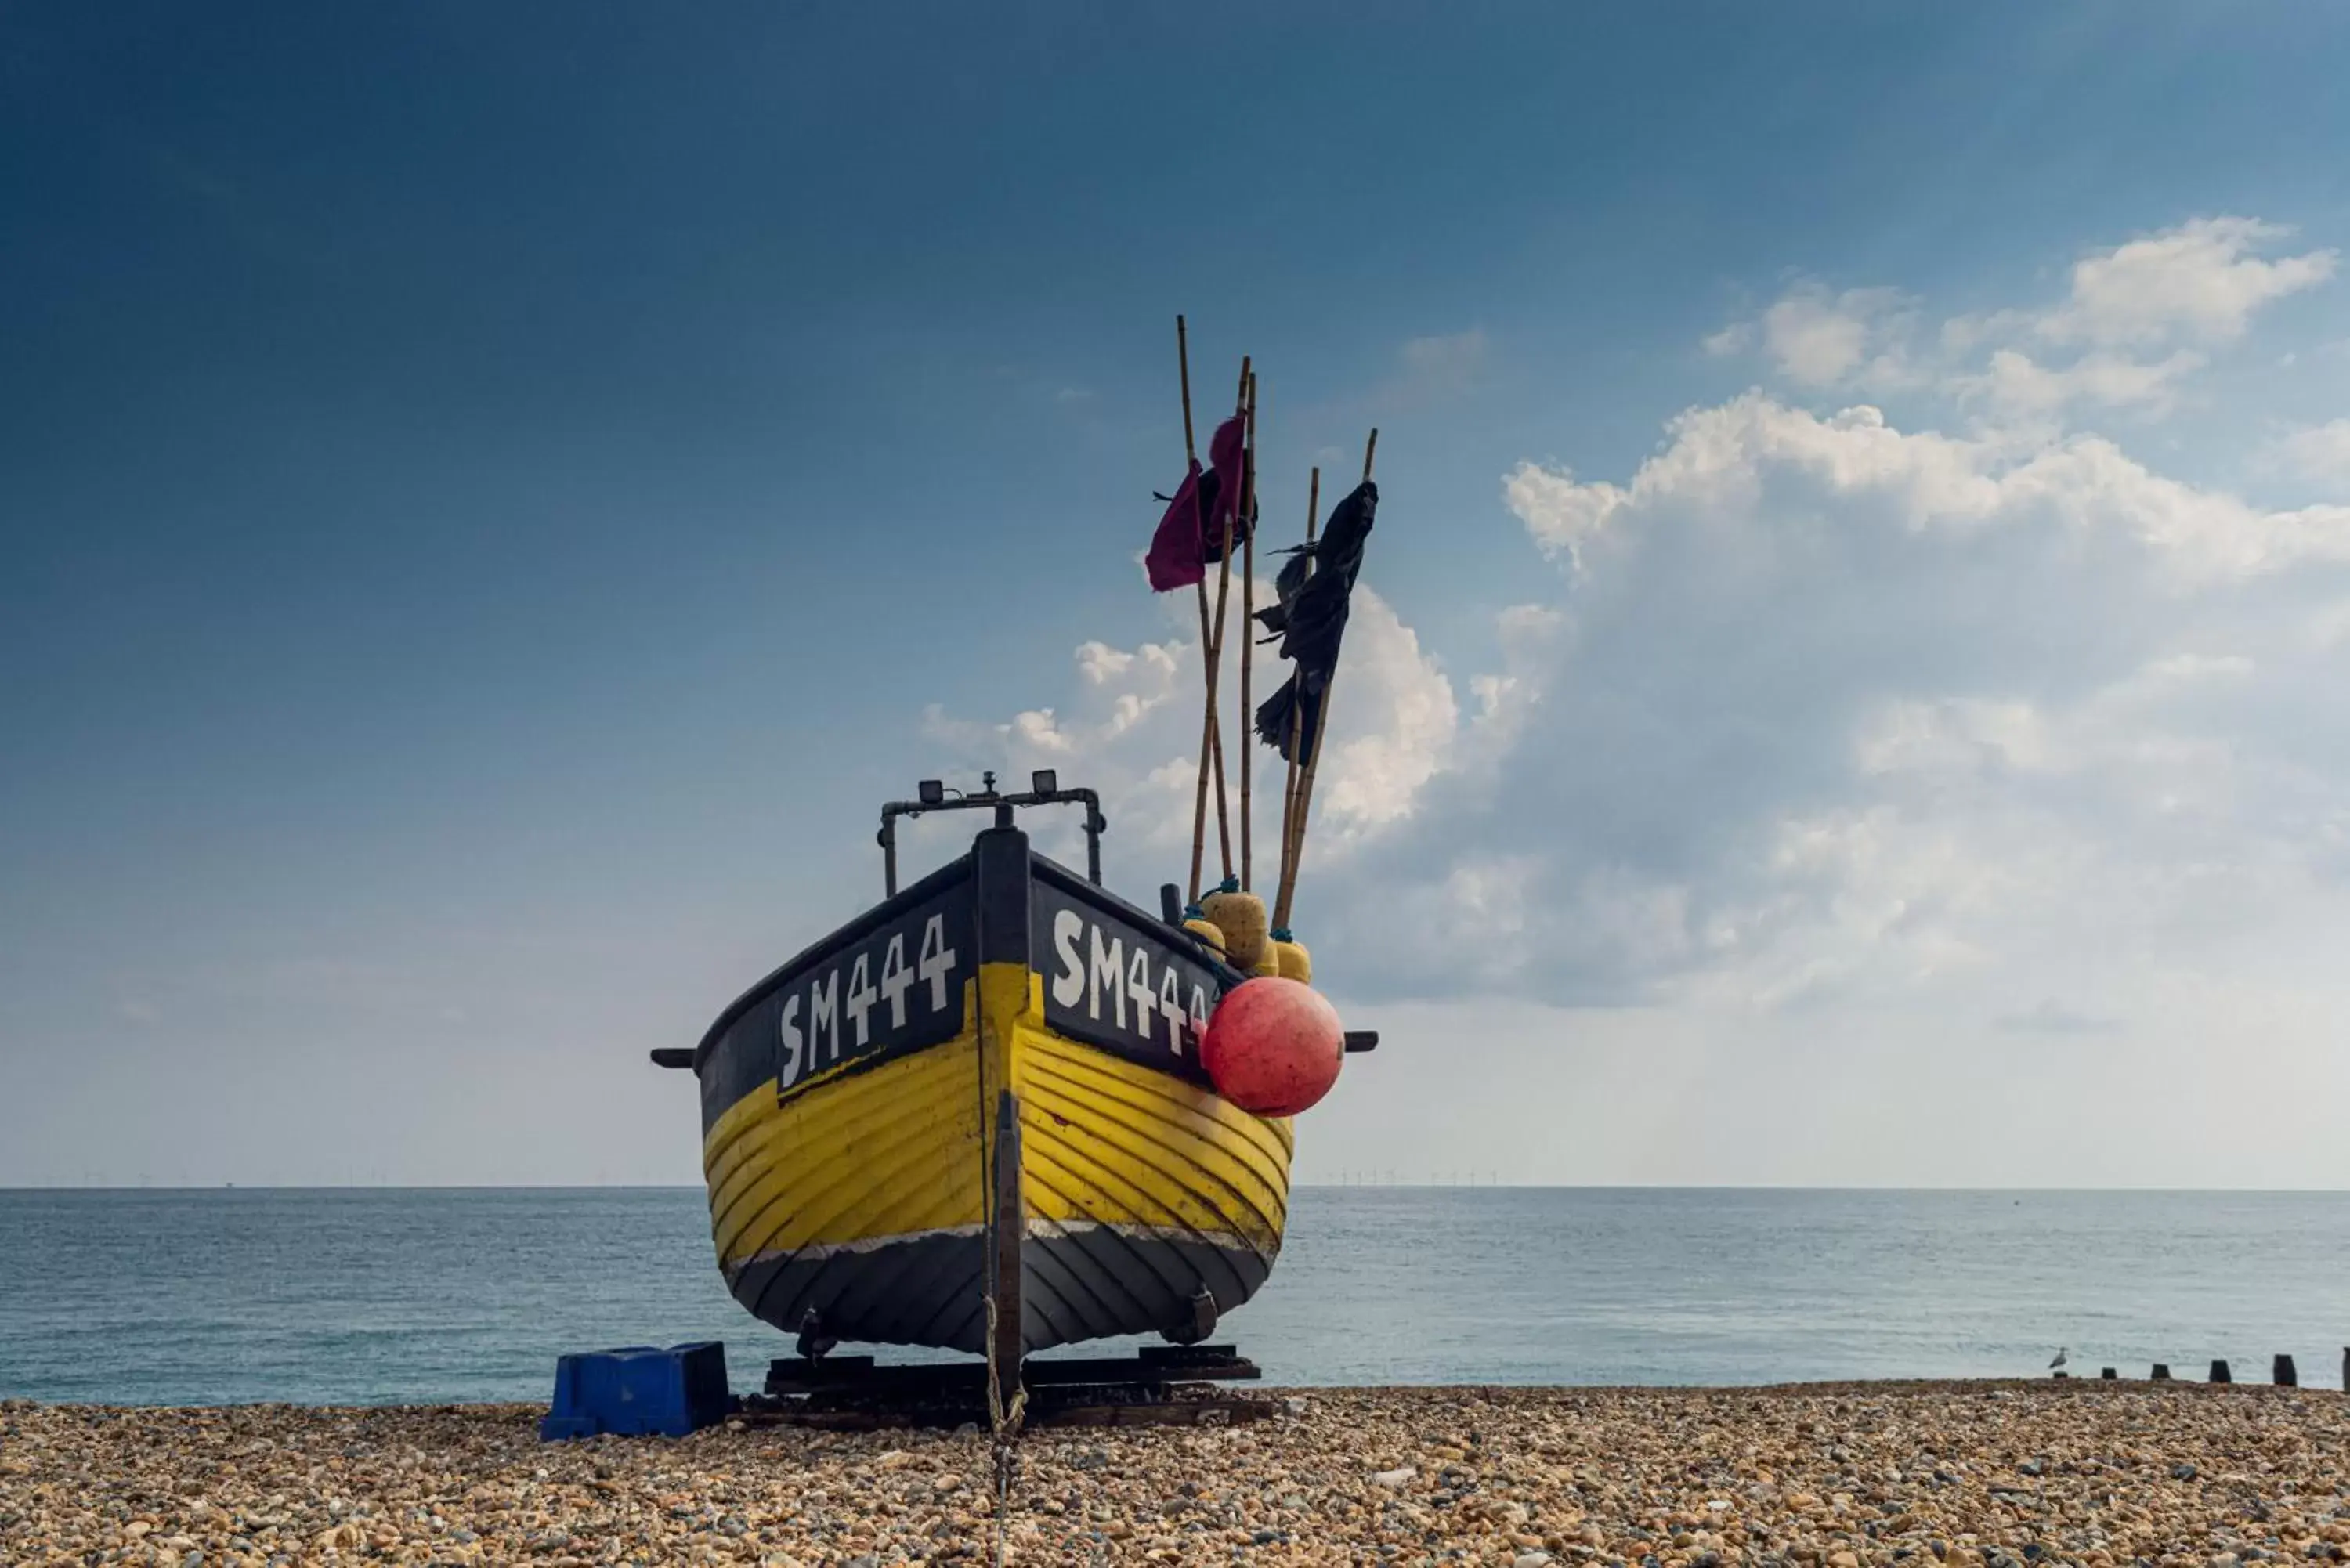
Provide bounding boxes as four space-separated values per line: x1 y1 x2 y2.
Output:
1184 880 1343 1118
1188 881 1310 981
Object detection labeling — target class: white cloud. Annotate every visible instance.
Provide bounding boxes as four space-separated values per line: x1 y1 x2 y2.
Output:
1954 347 2206 417
1502 462 1624 572
1855 698 2065 779
1325 371 2350 1013
940 216 2350 1046
2265 417 2350 491
1517 394 2350 587
1303 594 1458 839
1462 603 1564 758
2038 216 2337 349
923 583 1459 884
1757 284 1917 389
1708 217 2337 420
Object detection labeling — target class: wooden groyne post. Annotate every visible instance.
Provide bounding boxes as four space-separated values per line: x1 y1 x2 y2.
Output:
2151 1364 2171 1380
2209 1359 2232 1384
2273 1354 2297 1387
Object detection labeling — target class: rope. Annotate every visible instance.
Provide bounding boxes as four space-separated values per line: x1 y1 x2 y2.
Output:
983 1294 1027 1568
982 1295 1030 1435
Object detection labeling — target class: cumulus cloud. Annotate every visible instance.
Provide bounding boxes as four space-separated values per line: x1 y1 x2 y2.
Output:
1384 382 2350 1012
1713 284 1919 392
1713 218 2337 421
1502 463 1623 572
935 217 2350 1046
921 585 1461 883
1303 596 1459 836
2036 216 2337 349
1953 347 2205 418
1514 396 2350 583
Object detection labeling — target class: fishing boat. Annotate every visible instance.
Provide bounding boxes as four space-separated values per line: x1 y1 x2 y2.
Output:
650 322 1380 1406
655 775 1306 1364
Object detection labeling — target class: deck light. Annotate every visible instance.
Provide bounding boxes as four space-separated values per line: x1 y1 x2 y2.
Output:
917 779 945 806
1031 769 1058 796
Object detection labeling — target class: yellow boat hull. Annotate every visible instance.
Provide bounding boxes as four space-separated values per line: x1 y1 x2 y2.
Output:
687 825 1290 1353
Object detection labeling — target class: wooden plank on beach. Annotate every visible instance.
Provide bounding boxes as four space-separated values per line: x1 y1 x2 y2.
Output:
764 1349 1260 1398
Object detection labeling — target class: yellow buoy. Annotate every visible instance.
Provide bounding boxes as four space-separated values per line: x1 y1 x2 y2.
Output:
1201 884 1269 973
1182 914 1227 960
1271 931 1311 985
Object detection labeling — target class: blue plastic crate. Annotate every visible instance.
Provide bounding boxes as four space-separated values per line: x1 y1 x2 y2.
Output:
540 1341 731 1440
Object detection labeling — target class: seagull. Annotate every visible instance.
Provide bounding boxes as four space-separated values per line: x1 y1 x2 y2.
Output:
2048 1346 2068 1371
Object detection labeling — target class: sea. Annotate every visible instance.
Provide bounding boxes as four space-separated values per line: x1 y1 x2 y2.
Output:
2 1187 2345 1406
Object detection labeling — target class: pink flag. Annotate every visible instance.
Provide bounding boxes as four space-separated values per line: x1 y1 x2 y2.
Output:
1145 413 1247 593
1145 459 1207 591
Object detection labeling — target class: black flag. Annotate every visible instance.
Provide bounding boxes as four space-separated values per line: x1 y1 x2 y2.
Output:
1254 480 1376 762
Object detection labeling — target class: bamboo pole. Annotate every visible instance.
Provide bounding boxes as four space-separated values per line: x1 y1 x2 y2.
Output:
1190 586 1222 903
1273 468 1320 927
1204 359 1249 887
1177 316 1196 459
1276 430 1376 929
1188 352 1247 899
1190 587 1220 903
1239 372 1258 891
1179 316 1216 905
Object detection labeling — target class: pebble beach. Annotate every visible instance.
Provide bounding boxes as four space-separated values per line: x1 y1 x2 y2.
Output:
5 1382 2346 1567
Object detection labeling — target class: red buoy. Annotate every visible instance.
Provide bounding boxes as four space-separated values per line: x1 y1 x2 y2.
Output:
1199 977 1345 1117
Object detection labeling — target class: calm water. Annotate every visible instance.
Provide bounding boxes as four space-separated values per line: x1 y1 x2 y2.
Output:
2 1187 2345 1405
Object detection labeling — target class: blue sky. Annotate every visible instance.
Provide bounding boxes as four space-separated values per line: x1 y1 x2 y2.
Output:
7 4 2350 1185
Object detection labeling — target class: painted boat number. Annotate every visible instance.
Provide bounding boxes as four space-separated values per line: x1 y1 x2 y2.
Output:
777 910 963 1093
757 876 1224 1100
1046 906 1213 1062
